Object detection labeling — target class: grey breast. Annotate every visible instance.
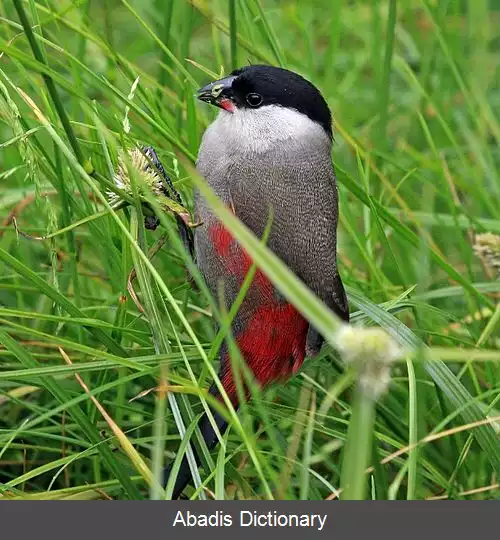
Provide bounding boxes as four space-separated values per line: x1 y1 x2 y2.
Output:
194 114 344 346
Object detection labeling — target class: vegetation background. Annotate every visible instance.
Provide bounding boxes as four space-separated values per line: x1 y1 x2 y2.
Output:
0 0 499 500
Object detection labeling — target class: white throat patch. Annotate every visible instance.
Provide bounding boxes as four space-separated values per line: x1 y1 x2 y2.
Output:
207 104 329 153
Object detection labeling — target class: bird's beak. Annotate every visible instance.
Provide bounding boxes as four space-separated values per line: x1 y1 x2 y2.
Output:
196 75 237 113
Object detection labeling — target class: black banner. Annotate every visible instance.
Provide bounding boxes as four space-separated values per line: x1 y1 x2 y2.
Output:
0 501 497 540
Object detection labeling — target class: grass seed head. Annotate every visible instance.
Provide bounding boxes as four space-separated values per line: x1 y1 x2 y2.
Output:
109 146 165 204
333 325 404 400
473 233 500 277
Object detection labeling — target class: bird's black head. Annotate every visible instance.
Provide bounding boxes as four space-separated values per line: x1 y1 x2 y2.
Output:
196 65 332 138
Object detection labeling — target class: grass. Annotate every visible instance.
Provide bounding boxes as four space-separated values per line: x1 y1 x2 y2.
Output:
0 0 499 500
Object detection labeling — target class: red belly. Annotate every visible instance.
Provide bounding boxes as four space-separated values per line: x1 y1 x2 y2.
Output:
208 222 309 397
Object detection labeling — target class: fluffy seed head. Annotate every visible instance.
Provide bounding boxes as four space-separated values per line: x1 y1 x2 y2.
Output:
333 325 404 400
108 147 164 204
473 233 500 277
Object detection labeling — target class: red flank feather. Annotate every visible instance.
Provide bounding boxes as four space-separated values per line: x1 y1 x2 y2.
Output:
208 222 308 398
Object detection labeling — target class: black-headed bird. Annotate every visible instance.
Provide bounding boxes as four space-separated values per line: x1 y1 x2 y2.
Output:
165 65 349 498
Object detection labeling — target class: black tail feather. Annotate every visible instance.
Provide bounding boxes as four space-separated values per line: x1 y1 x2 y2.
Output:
163 403 231 499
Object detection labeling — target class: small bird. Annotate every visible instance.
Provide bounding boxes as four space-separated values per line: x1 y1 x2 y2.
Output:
164 64 349 498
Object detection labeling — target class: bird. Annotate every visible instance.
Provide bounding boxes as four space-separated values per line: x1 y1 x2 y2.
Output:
163 64 349 498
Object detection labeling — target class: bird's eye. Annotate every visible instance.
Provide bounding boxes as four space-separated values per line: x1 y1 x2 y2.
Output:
246 93 263 107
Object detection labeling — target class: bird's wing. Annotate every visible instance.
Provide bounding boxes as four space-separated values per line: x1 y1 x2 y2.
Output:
228 143 349 354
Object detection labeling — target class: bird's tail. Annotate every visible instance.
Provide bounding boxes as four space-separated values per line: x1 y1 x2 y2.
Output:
163 384 237 499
